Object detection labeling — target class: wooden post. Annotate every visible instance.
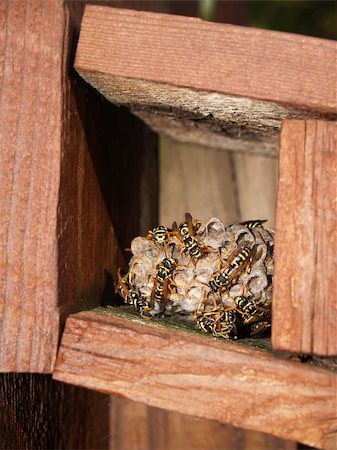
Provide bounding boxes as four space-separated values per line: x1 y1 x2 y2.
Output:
0 0 156 373
272 120 337 356
0 0 66 373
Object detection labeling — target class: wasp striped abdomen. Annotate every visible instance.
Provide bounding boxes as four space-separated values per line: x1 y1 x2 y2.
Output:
209 245 254 293
151 257 177 308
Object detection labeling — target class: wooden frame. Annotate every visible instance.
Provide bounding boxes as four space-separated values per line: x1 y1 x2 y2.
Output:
1 2 336 448
273 120 337 356
0 1 156 373
74 6 336 156
72 5 337 356
53 308 337 450
54 7 337 447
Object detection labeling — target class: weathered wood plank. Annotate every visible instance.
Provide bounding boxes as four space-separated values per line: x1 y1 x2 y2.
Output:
109 395 296 450
0 0 65 373
74 6 336 156
272 120 337 356
233 152 278 228
0 0 155 373
0 373 109 449
159 136 239 227
53 309 337 449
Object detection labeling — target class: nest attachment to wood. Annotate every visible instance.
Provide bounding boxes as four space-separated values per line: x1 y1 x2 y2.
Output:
115 213 273 339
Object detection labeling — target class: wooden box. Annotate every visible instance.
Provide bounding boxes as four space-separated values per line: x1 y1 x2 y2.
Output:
1 3 336 449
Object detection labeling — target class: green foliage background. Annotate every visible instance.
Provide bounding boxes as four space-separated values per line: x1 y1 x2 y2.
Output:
157 1 336 40
249 0 336 40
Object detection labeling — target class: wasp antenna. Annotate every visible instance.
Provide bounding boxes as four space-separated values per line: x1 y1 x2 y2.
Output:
185 212 193 222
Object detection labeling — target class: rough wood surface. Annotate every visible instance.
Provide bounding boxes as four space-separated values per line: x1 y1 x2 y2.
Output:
59 0 158 323
110 395 296 450
74 6 337 155
0 0 65 373
54 309 337 449
159 136 240 227
232 152 278 228
272 120 337 356
0 373 109 450
0 0 156 372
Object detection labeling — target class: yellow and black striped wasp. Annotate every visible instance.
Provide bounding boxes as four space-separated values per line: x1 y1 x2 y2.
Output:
209 242 260 294
115 269 153 318
249 318 272 336
194 297 239 339
151 257 177 311
234 294 272 326
146 225 173 249
172 212 211 263
238 219 267 229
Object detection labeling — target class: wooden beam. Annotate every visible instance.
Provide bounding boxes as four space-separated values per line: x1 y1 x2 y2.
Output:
0 0 66 373
0 0 155 373
0 373 109 449
109 395 296 450
74 6 337 156
272 120 337 356
53 309 337 449
159 136 240 227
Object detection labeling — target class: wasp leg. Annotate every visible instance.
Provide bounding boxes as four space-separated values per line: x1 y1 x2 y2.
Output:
140 305 154 319
250 320 271 336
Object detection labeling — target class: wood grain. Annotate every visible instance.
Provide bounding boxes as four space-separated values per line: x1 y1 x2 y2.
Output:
159 136 239 227
53 309 337 449
0 373 109 450
74 6 337 155
233 152 278 229
272 120 337 356
0 0 156 372
0 0 65 372
109 395 296 450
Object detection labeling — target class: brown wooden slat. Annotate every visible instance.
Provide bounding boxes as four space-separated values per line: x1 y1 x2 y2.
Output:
74 6 336 156
0 0 65 373
232 151 278 228
53 309 337 449
0 373 109 450
109 395 296 450
159 136 240 227
76 6 336 112
272 120 337 356
0 0 155 373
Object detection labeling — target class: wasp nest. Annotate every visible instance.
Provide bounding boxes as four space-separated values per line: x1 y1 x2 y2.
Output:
115 214 273 339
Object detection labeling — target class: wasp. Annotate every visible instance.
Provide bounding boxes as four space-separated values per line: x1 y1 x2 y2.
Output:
115 269 153 318
249 319 271 336
151 257 177 310
209 243 258 293
172 212 210 263
239 219 267 229
194 300 239 339
234 294 271 325
147 225 172 248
